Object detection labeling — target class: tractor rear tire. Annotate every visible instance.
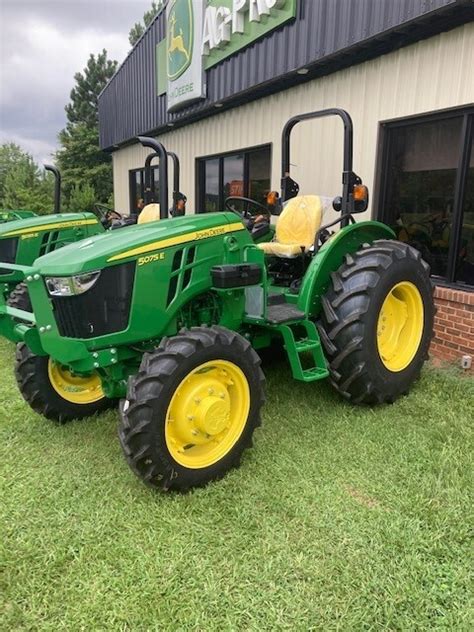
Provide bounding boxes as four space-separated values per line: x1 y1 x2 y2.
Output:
14 343 112 423
318 240 434 404
118 326 265 492
7 283 31 312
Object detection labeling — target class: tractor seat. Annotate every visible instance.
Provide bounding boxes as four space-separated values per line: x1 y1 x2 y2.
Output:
258 195 323 258
138 203 161 224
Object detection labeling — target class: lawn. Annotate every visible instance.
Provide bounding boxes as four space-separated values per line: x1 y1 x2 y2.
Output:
1 338 473 630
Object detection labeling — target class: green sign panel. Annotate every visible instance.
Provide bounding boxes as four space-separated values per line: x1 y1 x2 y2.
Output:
203 0 297 70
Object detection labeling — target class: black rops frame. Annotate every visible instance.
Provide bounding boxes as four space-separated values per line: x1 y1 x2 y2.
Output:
281 108 361 232
143 149 181 214
44 164 61 214
137 137 169 219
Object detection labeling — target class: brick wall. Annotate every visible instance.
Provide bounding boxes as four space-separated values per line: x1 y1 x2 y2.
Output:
431 285 474 368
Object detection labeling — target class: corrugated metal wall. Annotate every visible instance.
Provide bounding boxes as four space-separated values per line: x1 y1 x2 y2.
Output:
99 0 468 150
112 23 474 219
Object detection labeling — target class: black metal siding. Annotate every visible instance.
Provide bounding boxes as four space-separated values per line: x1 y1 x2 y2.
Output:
99 0 472 150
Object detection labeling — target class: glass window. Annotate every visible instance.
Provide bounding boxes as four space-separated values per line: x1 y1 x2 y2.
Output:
130 169 144 214
130 166 161 213
223 154 244 199
204 159 219 212
457 139 474 285
376 108 474 287
248 147 271 204
198 145 271 213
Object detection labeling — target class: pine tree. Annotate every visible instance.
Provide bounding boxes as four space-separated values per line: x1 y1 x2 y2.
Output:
0 144 54 215
129 1 162 46
57 50 118 206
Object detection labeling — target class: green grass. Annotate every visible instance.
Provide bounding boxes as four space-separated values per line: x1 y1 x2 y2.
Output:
1 338 473 631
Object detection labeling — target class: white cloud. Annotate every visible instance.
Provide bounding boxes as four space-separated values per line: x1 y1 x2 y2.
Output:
0 1 151 162
0 130 57 166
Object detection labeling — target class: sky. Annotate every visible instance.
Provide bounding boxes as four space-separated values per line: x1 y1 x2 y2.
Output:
0 0 153 165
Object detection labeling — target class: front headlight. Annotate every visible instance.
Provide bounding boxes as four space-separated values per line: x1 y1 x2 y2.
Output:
46 271 101 296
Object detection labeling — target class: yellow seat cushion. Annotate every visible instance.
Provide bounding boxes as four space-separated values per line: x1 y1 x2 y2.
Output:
258 242 304 257
258 195 323 258
138 203 161 224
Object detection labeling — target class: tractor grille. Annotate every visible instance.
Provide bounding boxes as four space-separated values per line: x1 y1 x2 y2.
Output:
0 237 19 275
51 262 136 339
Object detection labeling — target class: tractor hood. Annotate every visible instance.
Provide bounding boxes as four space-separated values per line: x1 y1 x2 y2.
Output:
0 212 100 239
34 212 246 276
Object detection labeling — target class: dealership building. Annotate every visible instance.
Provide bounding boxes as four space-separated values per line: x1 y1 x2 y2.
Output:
98 0 474 364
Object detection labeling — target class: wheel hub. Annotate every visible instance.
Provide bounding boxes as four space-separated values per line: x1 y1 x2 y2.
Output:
165 360 250 469
376 281 424 372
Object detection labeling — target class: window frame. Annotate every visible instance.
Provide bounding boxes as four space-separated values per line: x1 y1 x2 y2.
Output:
195 143 272 213
373 105 474 289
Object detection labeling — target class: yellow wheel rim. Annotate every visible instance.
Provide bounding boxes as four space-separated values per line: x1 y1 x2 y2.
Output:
165 360 250 469
48 359 104 405
377 281 424 372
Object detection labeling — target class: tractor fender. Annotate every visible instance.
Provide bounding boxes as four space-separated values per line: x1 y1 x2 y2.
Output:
297 220 395 317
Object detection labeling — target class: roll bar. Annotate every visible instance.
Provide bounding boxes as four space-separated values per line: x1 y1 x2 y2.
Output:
44 164 61 215
137 137 169 219
280 108 360 223
143 149 180 215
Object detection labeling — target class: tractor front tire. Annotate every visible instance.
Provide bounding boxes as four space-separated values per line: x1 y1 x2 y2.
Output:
15 343 112 423
319 240 434 404
119 326 265 492
7 282 31 312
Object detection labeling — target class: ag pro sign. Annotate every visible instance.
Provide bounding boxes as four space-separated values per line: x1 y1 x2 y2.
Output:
202 0 297 69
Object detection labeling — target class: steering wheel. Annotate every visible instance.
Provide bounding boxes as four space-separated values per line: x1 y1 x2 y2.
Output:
94 204 123 228
224 196 271 221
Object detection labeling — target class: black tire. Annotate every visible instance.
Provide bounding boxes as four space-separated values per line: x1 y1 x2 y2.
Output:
119 326 265 492
14 343 113 423
7 282 31 312
318 240 434 404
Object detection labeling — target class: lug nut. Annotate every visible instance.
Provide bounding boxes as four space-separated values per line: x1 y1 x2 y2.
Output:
33 274 40 280
208 388 214 395
26 276 33 282
94 362 99 368
194 398 201 404
111 349 116 355
46 325 52 331
39 326 45 333
187 415 195 421
191 429 199 436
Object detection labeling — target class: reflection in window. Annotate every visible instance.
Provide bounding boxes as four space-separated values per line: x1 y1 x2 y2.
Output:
204 159 219 212
223 154 244 199
129 167 159 214
249 147 271 204
457 138 474 285
386 117 462 279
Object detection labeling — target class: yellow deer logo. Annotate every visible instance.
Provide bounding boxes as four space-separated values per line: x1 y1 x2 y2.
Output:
168 14 190 63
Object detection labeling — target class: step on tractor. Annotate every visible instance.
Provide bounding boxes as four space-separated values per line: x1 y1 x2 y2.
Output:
0 108 434 492
0 146 182 308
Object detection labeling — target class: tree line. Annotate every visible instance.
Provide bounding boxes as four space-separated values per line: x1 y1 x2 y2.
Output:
0 2 162 215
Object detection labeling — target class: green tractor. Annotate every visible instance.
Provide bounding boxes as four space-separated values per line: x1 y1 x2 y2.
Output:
0 147 182 305
0 210 37 223
0 109 434 492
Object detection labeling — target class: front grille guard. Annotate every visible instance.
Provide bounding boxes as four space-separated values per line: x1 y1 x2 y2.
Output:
0 262 127 372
